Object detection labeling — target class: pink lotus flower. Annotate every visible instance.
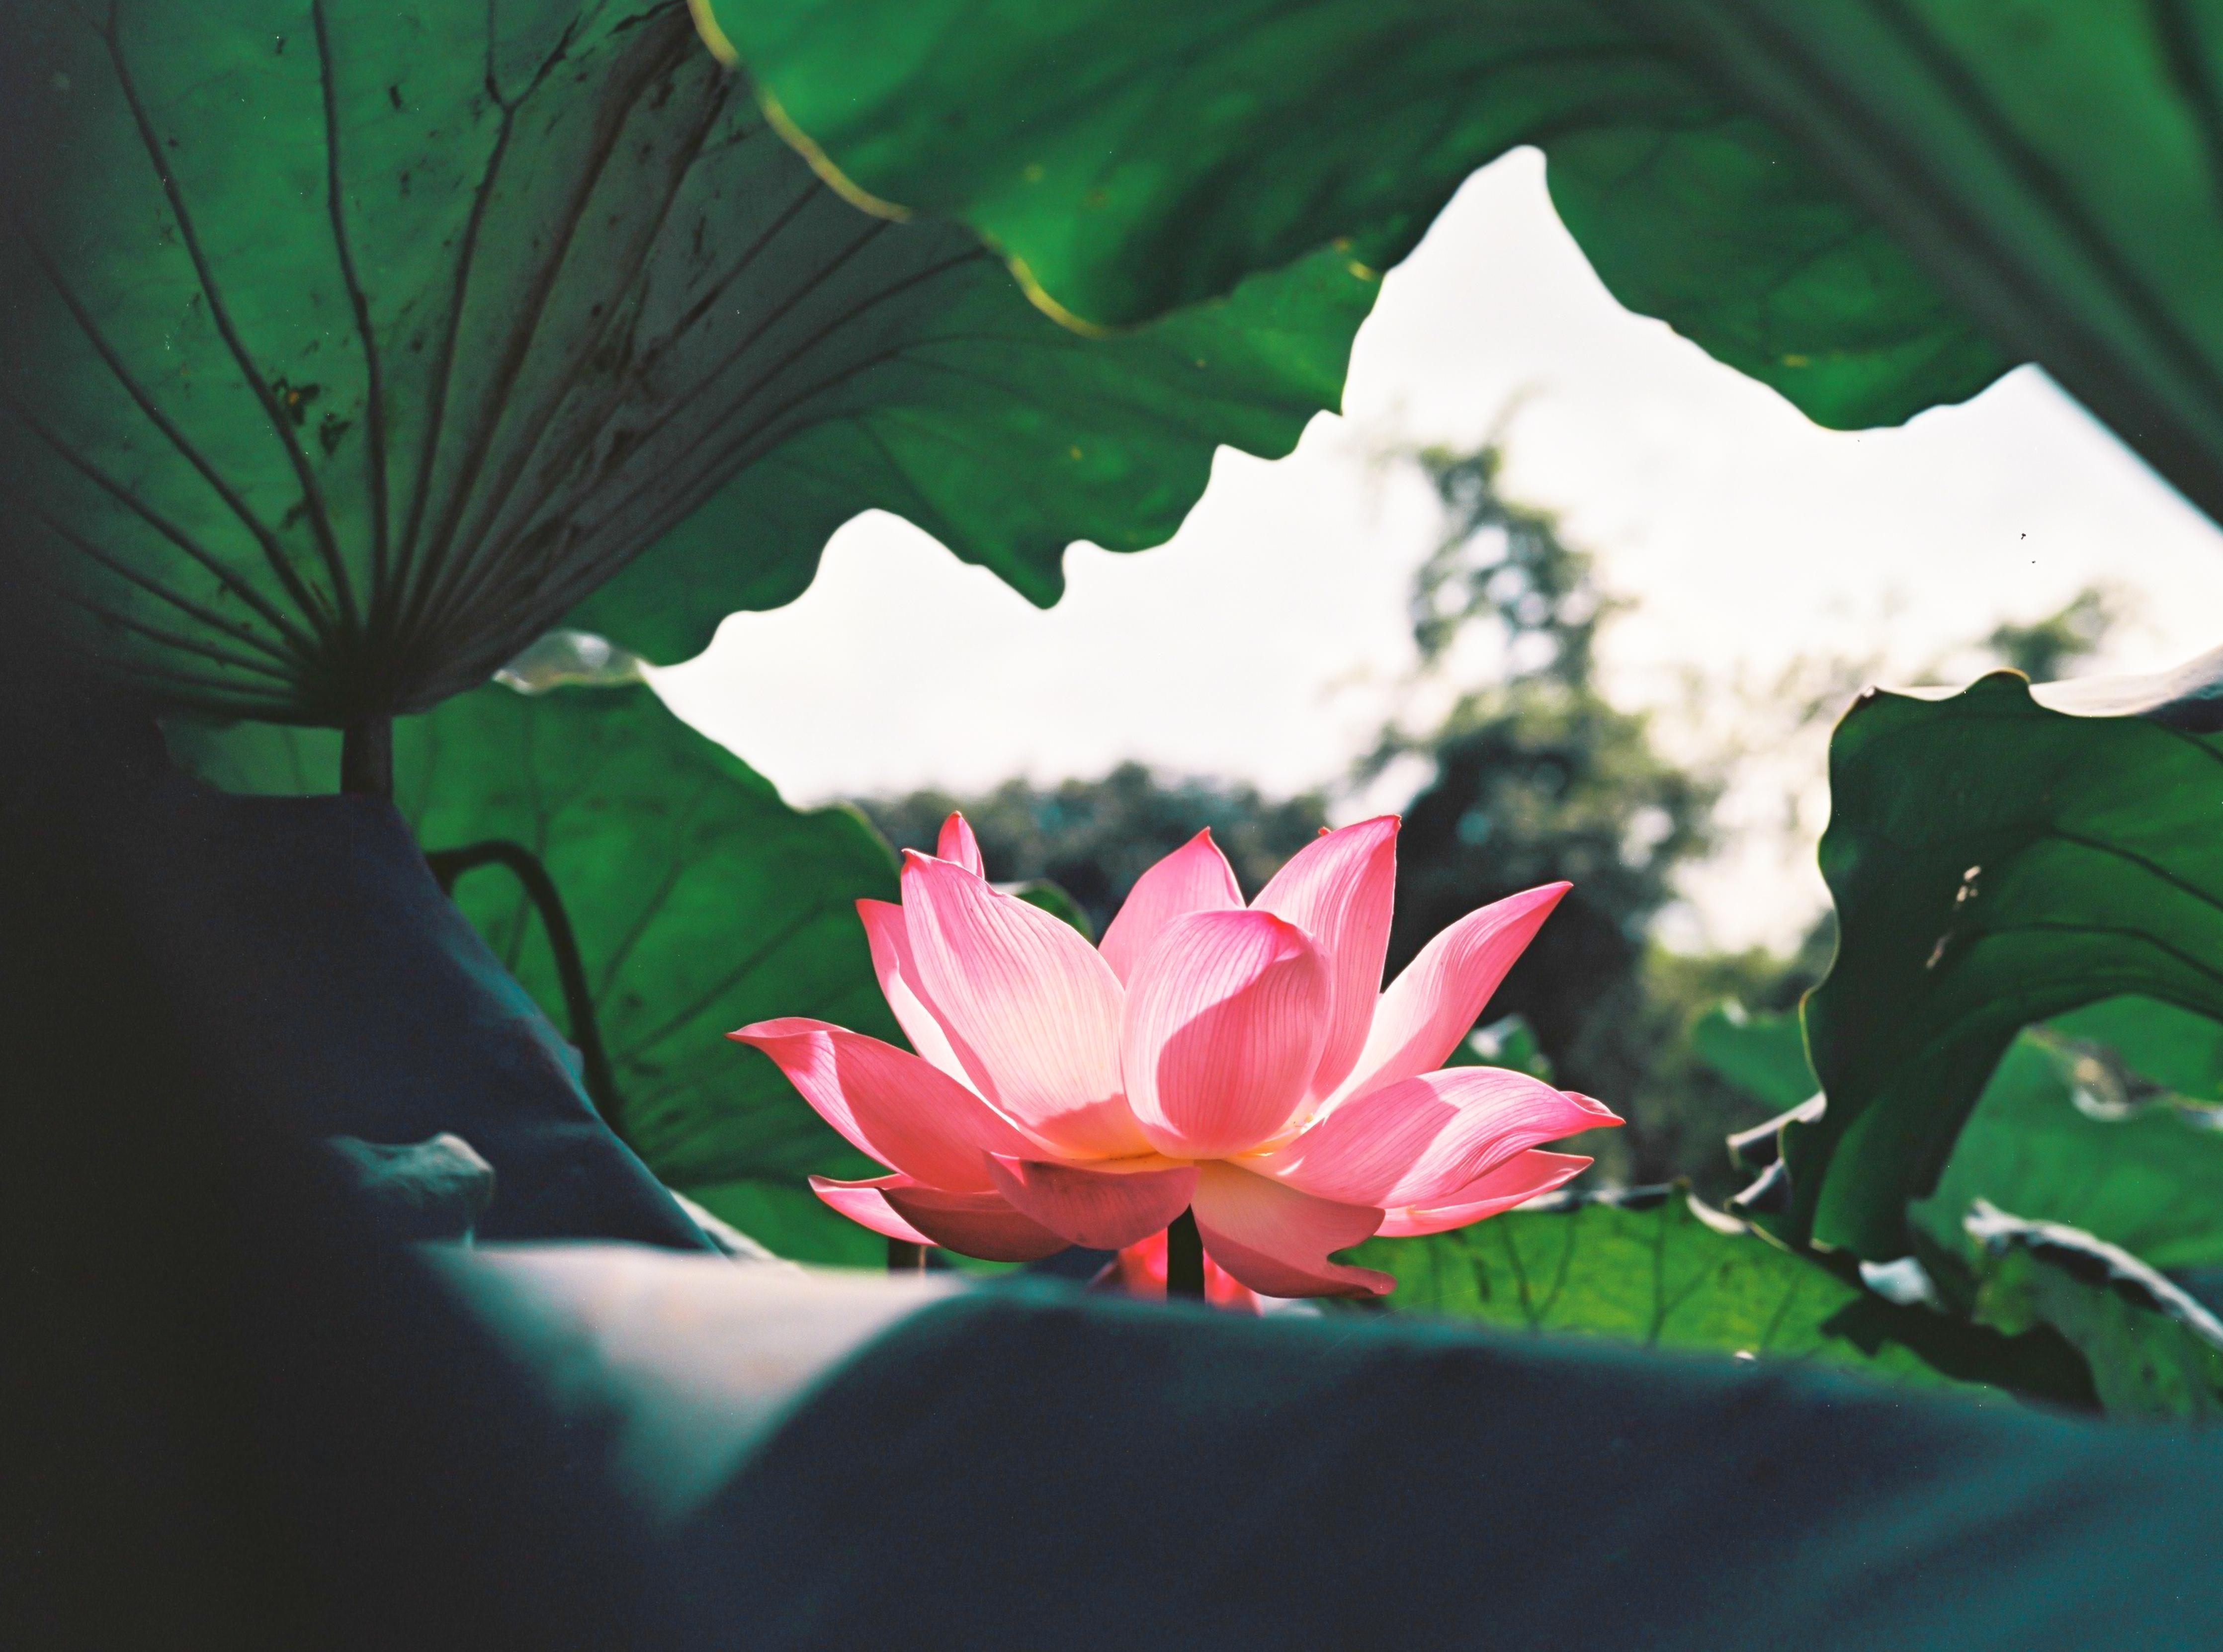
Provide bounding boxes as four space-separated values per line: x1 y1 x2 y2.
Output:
732 814 1617 1297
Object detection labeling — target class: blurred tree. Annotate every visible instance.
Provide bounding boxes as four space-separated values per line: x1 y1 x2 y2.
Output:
1983 586 2119 682
1365 444 1719 1182
859 763 1328 938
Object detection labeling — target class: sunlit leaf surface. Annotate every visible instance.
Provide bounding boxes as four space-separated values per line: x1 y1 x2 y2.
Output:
1916 997 2223 1278
1967 1203 2223 1422
1342 1184 2091 1401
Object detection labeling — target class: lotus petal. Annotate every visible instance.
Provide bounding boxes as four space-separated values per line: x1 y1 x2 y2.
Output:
1334 883 1569 1104
806 1174 938 1246
810 1173 1068 1261
1377 1150 1592 1237
1120 910 1329 1158
1190 1160 1389 1298
938 813 986 877
986 1156 1197 1250
731 1019 1036 1191
1251 817 1398 1101
855 898 976 1085
1097 829 1243 983
1112 1229 1260 1313
901 851 1142 1157
1250 1067 1618 1208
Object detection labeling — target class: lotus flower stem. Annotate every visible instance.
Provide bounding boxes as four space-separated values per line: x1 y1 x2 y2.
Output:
1165 1208 1204 1299
887 1239 927 1272
424 838 623 1139
340 714 393 798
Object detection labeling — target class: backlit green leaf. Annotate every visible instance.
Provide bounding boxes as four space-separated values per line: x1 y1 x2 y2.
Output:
1 0 1368 722
1915 997 2223 1278
721 0 2223 518
1967 1203 2223 1422
712 0 2007 432
1691 1001 1817 1114
1345 1184 2089 1403
1798 664 2223 1258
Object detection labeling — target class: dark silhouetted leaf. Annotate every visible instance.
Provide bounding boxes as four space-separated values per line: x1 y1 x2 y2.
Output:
169 678 900 1259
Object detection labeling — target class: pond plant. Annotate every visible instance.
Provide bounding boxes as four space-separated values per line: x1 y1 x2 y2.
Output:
12 0 2223 1456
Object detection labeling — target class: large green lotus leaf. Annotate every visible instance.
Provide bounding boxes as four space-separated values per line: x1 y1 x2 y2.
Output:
1690 1001 1817 1113
710 0 2008 432
1914 997 2223 1278
168 680 900 1260
0 0 1370 724
1797 662 2223 1259
1342 1184 2092 1403
1620 0 2223 531
1966 1203 2223 1423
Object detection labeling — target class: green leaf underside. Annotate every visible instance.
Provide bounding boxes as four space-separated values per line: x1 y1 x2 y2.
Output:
1347 1186 2027 1396
1690 1002 1817 1114
716 0 2011 430
1799 672 2223 1258
1619 0 2223 532
168 682 901 1258
1916 997 2223 1278
1968 1207 2223 1422
0 0 1370 724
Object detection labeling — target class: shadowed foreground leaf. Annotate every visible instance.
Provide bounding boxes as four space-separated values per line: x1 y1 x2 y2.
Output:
169 679 899 1260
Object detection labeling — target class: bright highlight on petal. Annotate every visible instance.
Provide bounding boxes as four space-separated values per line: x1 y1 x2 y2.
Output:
731 1019 1039 1191
855 898 973 1084
1190 1160 1390 1298
1251 817 1398 1102
986 1155 1197 1250
1335 882 1569 1103
1377 1149 1592 1237
937 812 986 877
1252 1067 1619 1208
901 851 1142 1158
1120 910 1329 1158
1097 829 1243 983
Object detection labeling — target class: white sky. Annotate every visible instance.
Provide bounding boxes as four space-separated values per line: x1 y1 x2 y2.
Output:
656 149 2223 952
